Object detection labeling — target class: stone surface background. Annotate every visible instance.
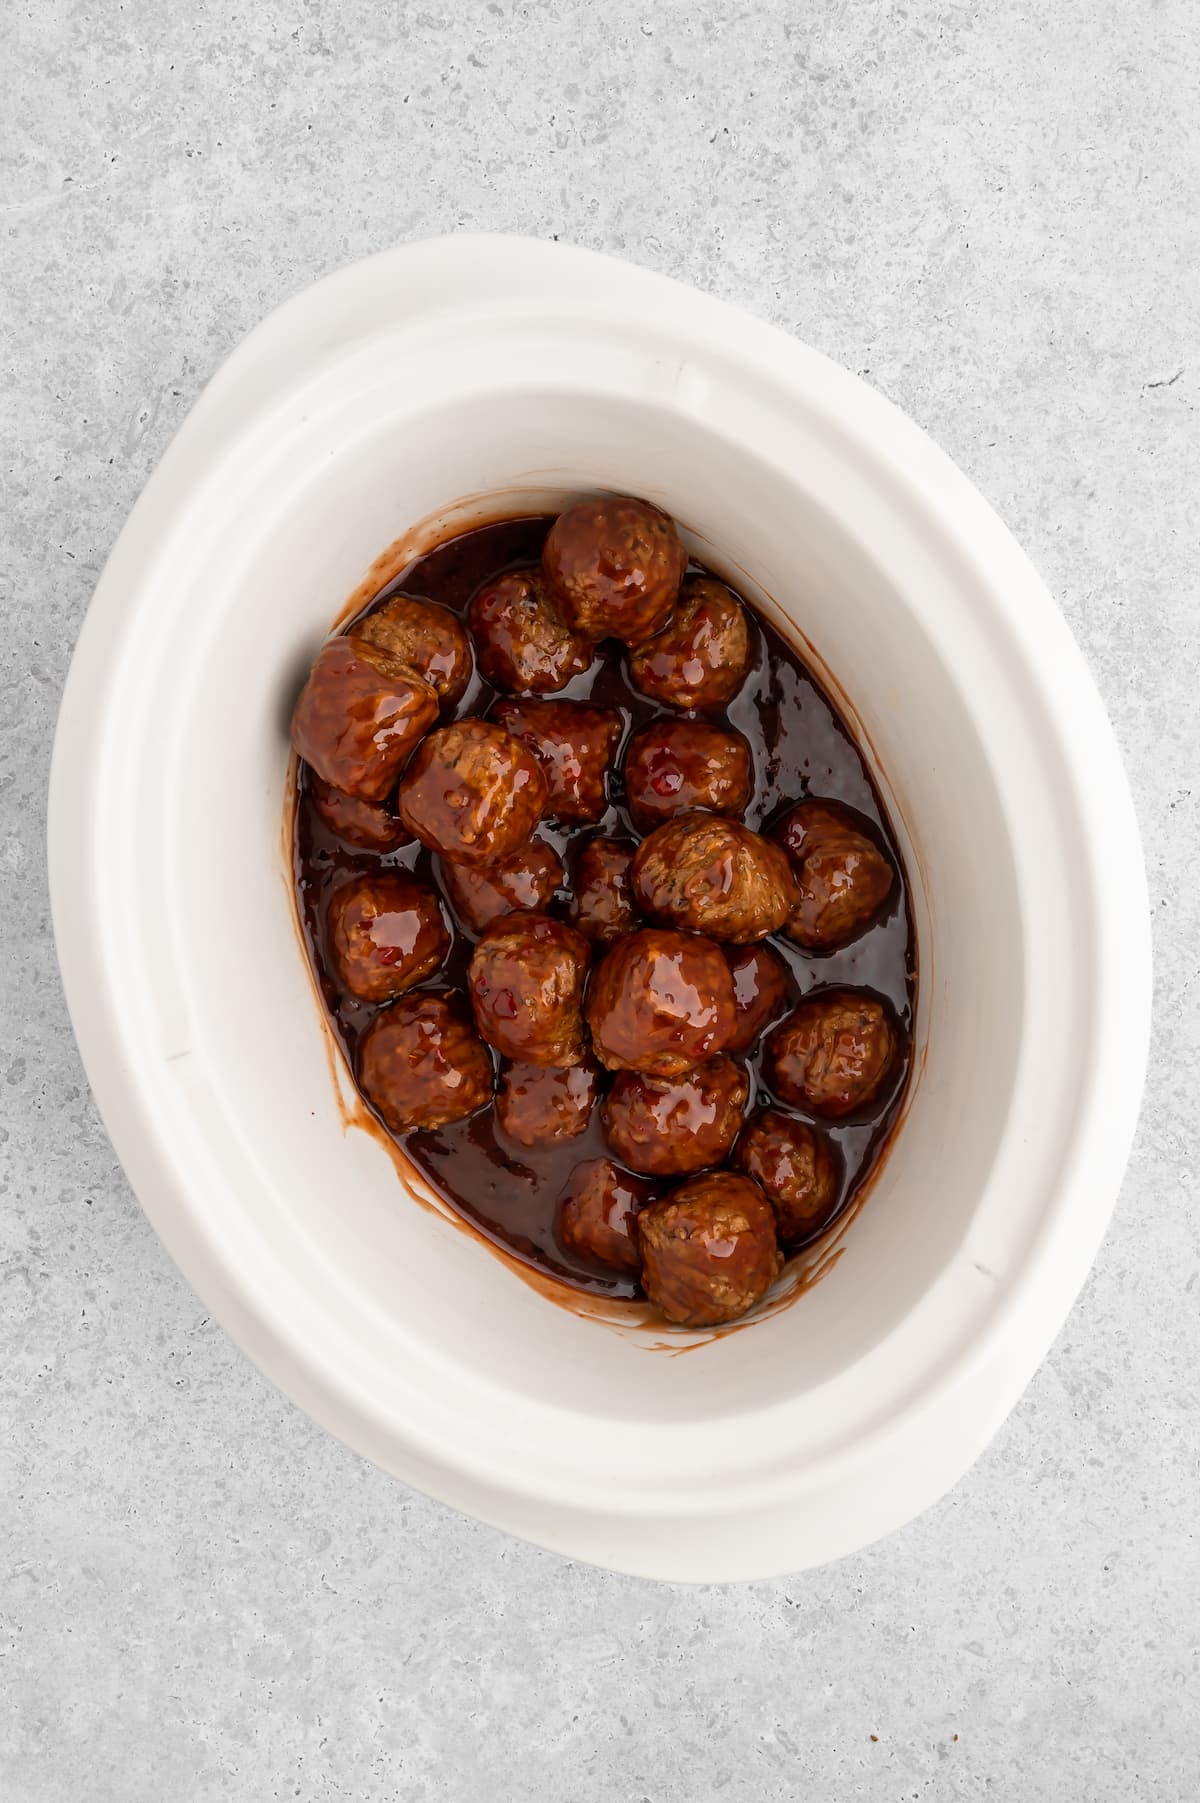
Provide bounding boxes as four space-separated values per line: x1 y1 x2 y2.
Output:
3 2 1197 1797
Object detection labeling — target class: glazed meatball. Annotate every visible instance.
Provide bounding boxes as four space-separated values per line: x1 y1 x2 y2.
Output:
586 927 736 1077
397 720 547 866
631 814 797 944
496 1059 599 1147
638 1172 780 1327
567 836 639 948
735 1109 842 1242
623 719 752 834
557 1159 653 1275
602 1055 749 1177
291 635 439 802
765 989 899 1118
468 567 593 695
776 798 895 950
468 913 590 1067
628 575 751 710
355 593 473 708
724 942 795 1054
358 993 492 1132
440 838 564 935
327 872 450 1004
491 698 622 824
542 495 686 646
308 773 410 852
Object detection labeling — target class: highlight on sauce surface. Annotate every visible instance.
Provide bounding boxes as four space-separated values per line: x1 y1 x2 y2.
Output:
290 496 916 1330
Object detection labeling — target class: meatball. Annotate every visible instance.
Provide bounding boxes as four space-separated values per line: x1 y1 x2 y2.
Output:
623 719 752 834
491 698 622 824
358 993 492 1132
468 567 593 695
308 774 410 852
327 872 450 1004
355 593 473 708
586 927 736 1077
631 814 797 944
735 1109 842 1242
764 989 899 1118
724 942 795 1053
567 836 639 948
496 1059 598 1147
397 720 547 866
542 495 686 646
440 838 564 935
628 575 751 710
776 798 895 951
638 1172 780 1327
468 912 590 1067
602 1055 749 1177
291 635 439 802
557 1159 653 1275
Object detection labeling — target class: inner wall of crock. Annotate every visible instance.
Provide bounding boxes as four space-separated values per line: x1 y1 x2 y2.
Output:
163 386 1022 1424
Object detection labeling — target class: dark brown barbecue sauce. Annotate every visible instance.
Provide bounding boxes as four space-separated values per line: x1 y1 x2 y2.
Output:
293 517 916 1301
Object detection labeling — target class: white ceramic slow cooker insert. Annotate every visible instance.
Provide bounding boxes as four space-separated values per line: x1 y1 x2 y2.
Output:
49 236 1150 1580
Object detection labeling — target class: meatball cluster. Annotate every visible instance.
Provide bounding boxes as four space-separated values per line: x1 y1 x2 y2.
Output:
291 495 907 1328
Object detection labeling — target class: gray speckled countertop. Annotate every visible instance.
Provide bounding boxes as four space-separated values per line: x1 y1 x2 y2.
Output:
3 3 1198 1797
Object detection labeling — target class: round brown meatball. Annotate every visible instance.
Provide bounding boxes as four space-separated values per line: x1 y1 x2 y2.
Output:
291 635 439 802
358 993 492 1132
468 567 593 695
724 943 795 1054
327 872 450 1004
308 774 410 852
468 913 590 1067
627 575 751 710
623 719 752 834
440 838 564 935
542 495 686 646
491 698 622 824
776 798 895 951
638 1172 780 1327
355 593 473 708
568 837 639 947
602 1055 748 1177
735 1109 843 1241
631 814 797 944
765 989 899 1118
397 720 547 866
586 927 736 1077
557 1159 653 1275
496 1059 598 1147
